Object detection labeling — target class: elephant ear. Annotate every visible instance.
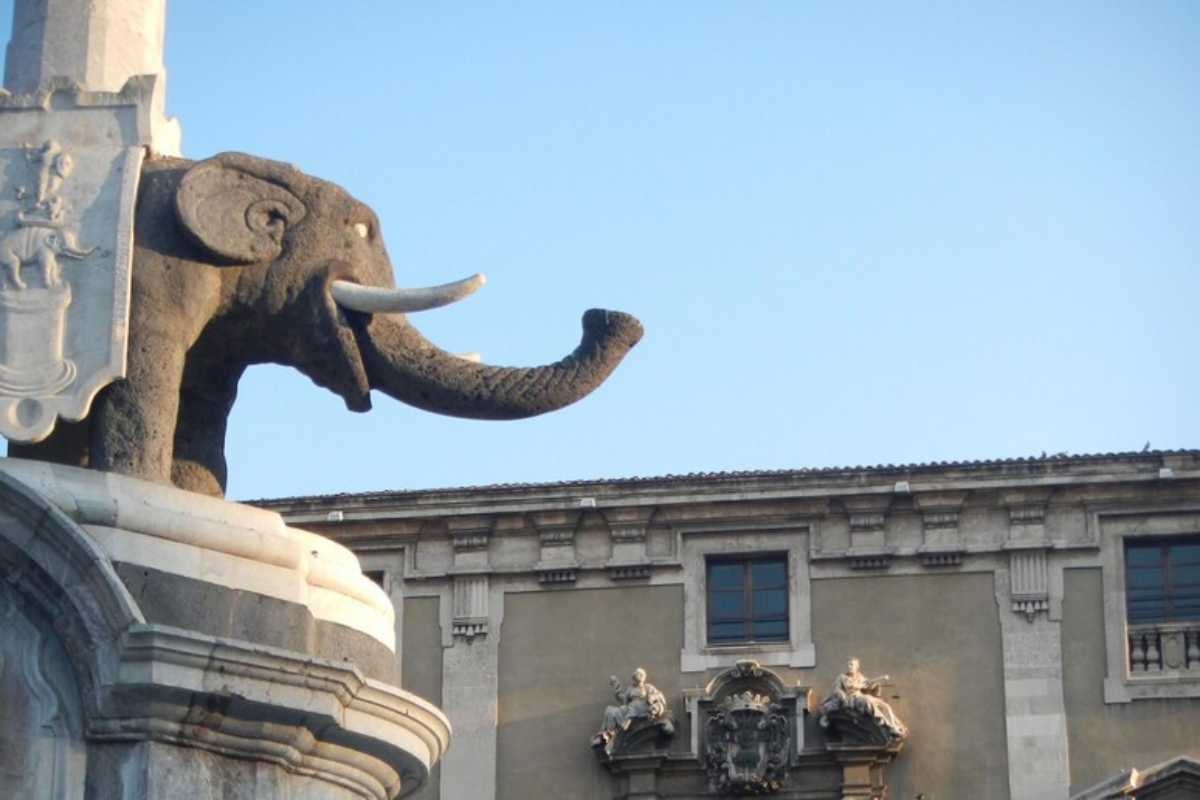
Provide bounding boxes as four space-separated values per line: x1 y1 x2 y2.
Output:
176 156 308 264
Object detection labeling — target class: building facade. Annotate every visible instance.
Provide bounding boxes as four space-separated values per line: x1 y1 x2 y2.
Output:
258 451 1200 799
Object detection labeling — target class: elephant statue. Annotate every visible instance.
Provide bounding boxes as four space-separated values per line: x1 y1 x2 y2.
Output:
10 152 643 496
1 224 95 289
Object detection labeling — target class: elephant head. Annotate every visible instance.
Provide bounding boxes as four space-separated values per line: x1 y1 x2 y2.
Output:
11 152 642 496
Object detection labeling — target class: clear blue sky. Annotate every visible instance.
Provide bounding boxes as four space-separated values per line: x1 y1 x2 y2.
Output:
2 3 1197 500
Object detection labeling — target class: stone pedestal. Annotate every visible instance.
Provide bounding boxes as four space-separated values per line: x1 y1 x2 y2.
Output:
0 457 450 799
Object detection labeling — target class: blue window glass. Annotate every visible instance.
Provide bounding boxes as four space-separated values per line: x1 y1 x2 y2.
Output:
706 555 789 644
1125 537 1200 624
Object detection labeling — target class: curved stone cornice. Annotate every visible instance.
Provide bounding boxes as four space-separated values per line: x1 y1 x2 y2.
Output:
0 458 395 649
701 658 791 701
93 624 451 800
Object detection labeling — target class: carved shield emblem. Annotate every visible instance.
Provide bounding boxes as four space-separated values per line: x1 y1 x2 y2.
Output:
0 83 145 442
704 691 790 795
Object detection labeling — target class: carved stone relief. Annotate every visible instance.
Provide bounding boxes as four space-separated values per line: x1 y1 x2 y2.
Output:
0 583 86 800
695 659 807 795
704 690 790 794
0 81 147 442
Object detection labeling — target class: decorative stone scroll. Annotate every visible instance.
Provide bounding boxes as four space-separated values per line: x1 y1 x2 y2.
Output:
0 79 154 442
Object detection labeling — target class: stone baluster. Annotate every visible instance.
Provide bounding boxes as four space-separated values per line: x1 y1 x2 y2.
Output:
1187 630 1200 670
1144 631 1162 672
1129 633 1146 672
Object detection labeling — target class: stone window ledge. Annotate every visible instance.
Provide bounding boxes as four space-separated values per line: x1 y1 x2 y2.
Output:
1104 674 1200 703
682 642 816 673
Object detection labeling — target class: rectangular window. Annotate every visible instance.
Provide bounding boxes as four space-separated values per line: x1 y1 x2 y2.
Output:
1125 536 1200 624
707 555 788 645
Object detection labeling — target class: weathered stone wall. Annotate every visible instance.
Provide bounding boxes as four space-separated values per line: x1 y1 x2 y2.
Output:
1061 568 1200 794
496 585 684 800
809 572 1011 799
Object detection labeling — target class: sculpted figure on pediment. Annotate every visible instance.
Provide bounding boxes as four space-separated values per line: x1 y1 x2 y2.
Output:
591 667 674 757
818 657 907 745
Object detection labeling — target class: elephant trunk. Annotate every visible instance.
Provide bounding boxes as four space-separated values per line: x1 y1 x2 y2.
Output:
60 244 96 260
352 309 643 419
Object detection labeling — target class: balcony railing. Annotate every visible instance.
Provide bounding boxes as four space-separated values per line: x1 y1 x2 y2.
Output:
1128 622 1200 674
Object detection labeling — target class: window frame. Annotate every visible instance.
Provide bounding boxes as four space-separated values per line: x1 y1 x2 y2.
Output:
1097 506 1200 704
678 522 815 674
705 554 790 646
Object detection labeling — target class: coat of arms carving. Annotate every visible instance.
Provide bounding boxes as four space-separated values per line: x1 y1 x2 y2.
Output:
0 80 149 442
704 690 790 795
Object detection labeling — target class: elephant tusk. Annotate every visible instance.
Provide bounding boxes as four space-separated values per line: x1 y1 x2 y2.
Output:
330 273 486 314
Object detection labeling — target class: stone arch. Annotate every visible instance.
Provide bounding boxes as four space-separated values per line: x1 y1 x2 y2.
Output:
701 659 791 703
0 468 143 726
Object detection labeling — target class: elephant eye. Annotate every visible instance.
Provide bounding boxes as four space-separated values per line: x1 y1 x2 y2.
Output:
353 222 370 240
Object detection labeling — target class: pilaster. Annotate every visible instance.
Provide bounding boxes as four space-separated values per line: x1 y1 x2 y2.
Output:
439 517 504 800
995 562 1070 800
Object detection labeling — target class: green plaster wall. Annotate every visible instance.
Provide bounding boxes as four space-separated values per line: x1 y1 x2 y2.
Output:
1061 568 1200 793
402 596 443 800
496 585 684 800
809 571 1010 799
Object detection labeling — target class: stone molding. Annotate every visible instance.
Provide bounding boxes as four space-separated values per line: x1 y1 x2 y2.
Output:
914 490 967 565
265 452 1200 524
94 624 450 800
0 74 179 155
0 458 396 649
282 458 1200 588
449 516 494 545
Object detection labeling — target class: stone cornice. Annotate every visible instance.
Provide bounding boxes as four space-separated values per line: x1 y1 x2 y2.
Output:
0 458 396 649
265 453 1200 524
95 624 451 800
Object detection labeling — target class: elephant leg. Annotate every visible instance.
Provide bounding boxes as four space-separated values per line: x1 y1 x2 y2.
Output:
89 338 186 486
3 252 24 290
39 248 60 288
170 365 242 497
